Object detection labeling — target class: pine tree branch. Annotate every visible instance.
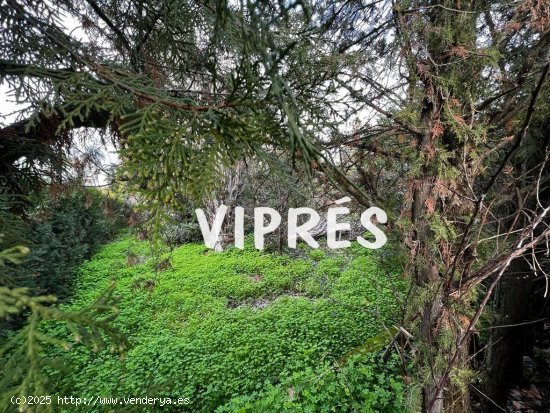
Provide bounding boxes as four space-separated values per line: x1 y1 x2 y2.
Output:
443 56 549 293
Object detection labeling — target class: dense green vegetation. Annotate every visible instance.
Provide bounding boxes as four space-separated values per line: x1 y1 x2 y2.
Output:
1 188 126 337
47 237 407 412
25 189 126 299
1 188 125 293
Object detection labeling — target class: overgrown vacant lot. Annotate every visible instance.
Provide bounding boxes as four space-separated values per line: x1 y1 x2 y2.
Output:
49 237 408 412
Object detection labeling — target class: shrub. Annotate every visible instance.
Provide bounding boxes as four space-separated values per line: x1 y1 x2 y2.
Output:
24 188 127 298
160 221 202 246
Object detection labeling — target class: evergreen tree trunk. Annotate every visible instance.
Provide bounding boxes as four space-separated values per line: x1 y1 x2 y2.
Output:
404 3 479 410
411 122 445 413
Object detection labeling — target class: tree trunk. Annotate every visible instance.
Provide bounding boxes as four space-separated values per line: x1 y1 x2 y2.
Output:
205 161 247 251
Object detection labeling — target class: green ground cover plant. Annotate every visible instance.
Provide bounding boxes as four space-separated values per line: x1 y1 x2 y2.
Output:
46 237 407 412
